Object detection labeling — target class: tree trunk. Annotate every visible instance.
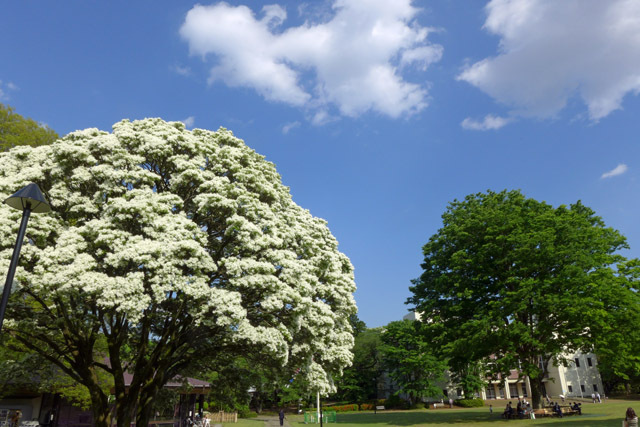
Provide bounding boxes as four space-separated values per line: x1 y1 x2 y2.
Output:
88 388 111 427
529 377 543 409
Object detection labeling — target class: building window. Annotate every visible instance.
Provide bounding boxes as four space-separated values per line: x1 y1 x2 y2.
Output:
486 387 496 399
581 385 586 393
499 387 505 399
522 384 528 397
457 388 463 398
587 357 593 367
442 389 448 397
509 383 519 398
575 358 580 368
594 384 598 392
568 385 573 393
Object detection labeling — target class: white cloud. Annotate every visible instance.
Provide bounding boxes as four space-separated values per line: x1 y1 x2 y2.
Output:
0 80 17 101
461 114 510 131
181 116 195 128
601 164 628 179
458 0 640 121
172 65 191 76
180 0 443 121
282 121 300 134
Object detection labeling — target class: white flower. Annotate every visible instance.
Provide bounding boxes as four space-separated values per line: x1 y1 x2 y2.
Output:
0 118 356 392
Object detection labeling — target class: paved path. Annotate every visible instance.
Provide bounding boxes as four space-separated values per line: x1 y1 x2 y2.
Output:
253 415 291 427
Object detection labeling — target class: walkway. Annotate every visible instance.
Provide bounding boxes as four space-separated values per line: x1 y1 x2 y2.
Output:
253 414 292 427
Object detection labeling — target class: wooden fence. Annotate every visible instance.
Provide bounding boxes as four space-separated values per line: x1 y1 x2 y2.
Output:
207 412 237 423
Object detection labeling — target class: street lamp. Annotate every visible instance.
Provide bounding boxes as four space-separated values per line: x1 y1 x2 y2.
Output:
0 183 51 332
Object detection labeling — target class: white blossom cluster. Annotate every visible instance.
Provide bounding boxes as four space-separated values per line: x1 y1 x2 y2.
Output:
0 118 356 393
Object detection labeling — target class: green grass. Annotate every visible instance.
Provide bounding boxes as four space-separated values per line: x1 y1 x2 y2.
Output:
285 398 635 426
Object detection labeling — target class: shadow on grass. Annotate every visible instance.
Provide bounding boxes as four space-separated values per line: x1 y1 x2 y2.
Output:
333 410 622 426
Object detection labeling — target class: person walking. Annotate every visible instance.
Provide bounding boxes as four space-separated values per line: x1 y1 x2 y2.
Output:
624 407 638 427
278 409 285 426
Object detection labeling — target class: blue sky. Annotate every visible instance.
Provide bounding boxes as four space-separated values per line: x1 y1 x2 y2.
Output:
2 0 640 328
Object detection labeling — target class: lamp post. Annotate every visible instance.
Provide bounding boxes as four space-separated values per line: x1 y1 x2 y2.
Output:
0 183 51 332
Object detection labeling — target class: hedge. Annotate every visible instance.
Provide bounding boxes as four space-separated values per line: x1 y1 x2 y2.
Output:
455 398 485 408
324 404 358 412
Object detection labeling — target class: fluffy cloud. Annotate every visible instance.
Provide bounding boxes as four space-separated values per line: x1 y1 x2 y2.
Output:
461 114 510 131
180 0 442 120
601 164 628 179
458 0 640 121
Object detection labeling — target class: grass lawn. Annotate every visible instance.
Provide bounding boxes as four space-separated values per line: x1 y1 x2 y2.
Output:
285 399 636 426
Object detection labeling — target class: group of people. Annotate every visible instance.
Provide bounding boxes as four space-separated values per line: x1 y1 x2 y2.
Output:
548 400 582 417
502 398 534 419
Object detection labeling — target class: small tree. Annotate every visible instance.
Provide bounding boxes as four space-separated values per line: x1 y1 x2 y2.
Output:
408 189 637 408
380 320 445 405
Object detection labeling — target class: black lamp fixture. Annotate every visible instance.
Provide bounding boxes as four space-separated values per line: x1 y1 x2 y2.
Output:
0 183 51 332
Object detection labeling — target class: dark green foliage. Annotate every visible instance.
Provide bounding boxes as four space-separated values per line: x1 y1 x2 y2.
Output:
408 189 637 408
324 404 358 412
455 398 485 408
0 103 58 150
332 326 383 403
593 259 640 393
381 394 409 409
380 320 445 405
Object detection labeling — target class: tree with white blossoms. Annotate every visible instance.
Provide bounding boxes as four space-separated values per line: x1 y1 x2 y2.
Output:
0 118 356 427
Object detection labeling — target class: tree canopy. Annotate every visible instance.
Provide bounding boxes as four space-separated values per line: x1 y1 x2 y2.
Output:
380 320 445 405
408 189 638 408
0 103 58 150
0 118 356 426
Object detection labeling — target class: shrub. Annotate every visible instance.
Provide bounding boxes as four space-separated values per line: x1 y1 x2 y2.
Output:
384 395 409 409
359 403 374 411
236 404 257 418
324 404 358 412
455 398 485 408
411 402 426 409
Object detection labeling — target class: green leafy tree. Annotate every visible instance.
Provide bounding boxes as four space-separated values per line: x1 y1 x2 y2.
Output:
408 189 637 408
591 259 640 394
0 103 58 150
333 326 383 403
380 320 445 405
449 360 487 399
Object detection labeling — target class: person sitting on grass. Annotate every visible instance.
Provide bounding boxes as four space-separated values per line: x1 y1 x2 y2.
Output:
624 407 638 427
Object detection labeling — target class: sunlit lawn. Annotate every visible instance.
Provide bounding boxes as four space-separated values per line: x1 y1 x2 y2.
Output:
284 398 636 426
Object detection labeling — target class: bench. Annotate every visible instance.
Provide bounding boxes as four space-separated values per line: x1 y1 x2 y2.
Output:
534 407 580 417
375 406 385 411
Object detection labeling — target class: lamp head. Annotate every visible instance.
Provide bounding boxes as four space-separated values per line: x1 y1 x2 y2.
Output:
4 183 51 213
